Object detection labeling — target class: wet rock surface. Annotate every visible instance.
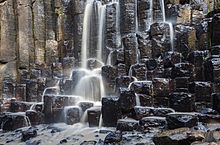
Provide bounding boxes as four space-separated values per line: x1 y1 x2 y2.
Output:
0 0 220 145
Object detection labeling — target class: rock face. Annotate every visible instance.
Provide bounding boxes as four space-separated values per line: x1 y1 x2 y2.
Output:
0 2 220 145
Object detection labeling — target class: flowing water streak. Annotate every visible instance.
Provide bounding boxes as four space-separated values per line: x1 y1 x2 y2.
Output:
147 0 154 30
161 0 174 52
41 80 60 102
112 0 121 48
81 0 94 68
97 4 106 61
135 93 141 106
98 114 103 129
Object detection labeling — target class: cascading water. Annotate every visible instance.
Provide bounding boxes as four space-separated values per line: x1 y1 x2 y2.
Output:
71 0 121 127
160 0 175 52
97 4 106 62
147 0 175 51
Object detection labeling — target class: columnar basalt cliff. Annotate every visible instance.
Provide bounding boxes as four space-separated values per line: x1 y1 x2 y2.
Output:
1 0 220 144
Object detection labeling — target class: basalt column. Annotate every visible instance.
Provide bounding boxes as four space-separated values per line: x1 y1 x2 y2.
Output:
120 0 138 73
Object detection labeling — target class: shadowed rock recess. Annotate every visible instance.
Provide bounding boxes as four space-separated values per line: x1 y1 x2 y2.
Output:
0 0 220 144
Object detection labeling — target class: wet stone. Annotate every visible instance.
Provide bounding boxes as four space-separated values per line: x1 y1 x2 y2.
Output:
139 116 167 128
119 88 136 112
116 119 140 131
137 32 152 58
204 55 220 82
153 78 173 97
133 106 152 120
209 14 220 46
117 63 127 76
176 25 197 57
62 79 74 95
120 0 136 35
80 141 96 145
78 101 94 113
1 112 29 131
152 107 175 117
26 110 44 125
129 63 147 80
137 94 154 106
145 58 158 71
187 50 209 67
166 113 198 129
189 81 213 102
169 92 195 112
43 95 79 123
198 114 220 124
104 131 122 144
211 45 220 55
129 81 153 95
87 106 101 127
154 96 170 107
71 69 87 89
153 128 191 145
64 106 81 125
213 93 220 113
10 101 33 112
163 51 182 68
174 77 190 91
102 65 117 95
115 76 135 93
102 96 122 127
171 63 194 79
21 128 37 142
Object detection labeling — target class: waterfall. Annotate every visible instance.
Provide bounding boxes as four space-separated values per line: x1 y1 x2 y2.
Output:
81 0 94 68
97 4 106 61
146 0 154 30
160 0 175 52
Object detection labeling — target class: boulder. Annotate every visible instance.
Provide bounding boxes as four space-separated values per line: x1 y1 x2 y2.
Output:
102 96 122 127
140 116 167 129
116 118 140 131
166 113 198 129
169 92 195 112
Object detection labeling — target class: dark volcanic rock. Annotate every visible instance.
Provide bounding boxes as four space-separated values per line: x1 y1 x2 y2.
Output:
129 63 147 80
169 92 195 112
21 128 37 142
204 55 220 83
116 118 139 131
145 58 158 70
43 94 79 123
189 81 213 102
129 81 153 95
133 106 175 120
137 94 154 106
140 116 167 129
120 0 136 35
87 106 101 127
26 110 44 125
104 132 122 144
174 77 190 92
163 51 182 68
2 112 30 131
102 96 122 127
166 113 198 129
153 78 173 97
209 14 220 46
153 128 191 145
171 62 195 80
115 76 135 93
213 93 220 113
119 88 136 112
64 106 81 125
